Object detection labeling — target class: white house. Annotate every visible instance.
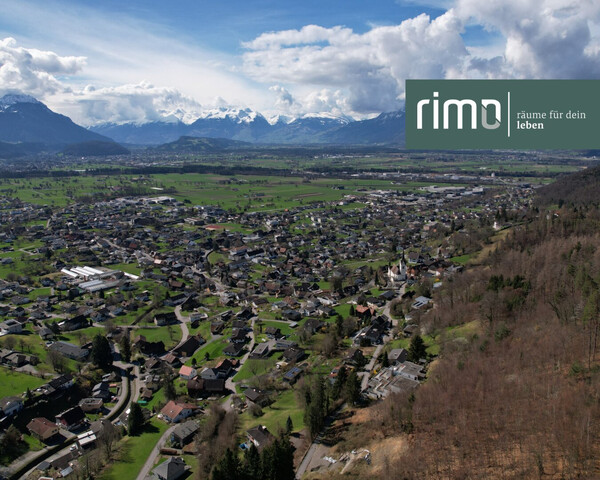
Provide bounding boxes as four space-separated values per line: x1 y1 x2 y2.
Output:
0 396 24 417
178 365 197 381
0 319 23 335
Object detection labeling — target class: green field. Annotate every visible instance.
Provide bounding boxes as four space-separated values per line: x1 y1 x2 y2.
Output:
0 368 46 398
239 389 304 435
98 417 168 480
0 170 532 212
233 353 282 382
135 326 182 350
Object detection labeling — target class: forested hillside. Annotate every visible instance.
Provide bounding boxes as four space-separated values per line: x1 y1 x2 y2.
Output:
536 164 600 206
320 170 600 479
390 175 600 478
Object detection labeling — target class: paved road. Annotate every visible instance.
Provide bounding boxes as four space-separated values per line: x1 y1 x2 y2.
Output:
360 343 384 391
295 405 344 479
135 425 177 480
223 317 256 411
296 441 319 479
173 305 190 350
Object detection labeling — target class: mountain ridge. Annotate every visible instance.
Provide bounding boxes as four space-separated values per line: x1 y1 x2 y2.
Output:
0 94 112 146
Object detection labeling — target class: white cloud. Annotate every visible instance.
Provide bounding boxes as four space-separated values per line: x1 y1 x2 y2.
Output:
244 0 600 115
0 1 270 123
269 85 296 112
456 0 600 78
0 37 85 97
63 82 205 126
243 12 469 115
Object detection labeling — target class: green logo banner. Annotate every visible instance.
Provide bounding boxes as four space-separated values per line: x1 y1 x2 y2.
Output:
405 80 600 149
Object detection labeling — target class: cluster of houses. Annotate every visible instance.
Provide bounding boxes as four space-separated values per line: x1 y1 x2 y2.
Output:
0 170 535 476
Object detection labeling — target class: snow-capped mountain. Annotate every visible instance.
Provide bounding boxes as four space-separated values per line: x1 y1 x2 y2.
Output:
195 107 263 124
90 108 405 145
0 93 111 146
0 93 41 109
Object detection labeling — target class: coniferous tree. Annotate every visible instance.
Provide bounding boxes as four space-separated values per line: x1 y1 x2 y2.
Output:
119 333 132 363
162 373 177 401
332 365 347 399
408 334 427 362
211 448 242 480
91 334 113 369
285 415 293 435
128 402 145 436
345 369 361 405
245 444 262 479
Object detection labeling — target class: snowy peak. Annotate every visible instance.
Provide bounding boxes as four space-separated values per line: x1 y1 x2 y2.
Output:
0 93 42 108
195 107 265 124
298 112 354 124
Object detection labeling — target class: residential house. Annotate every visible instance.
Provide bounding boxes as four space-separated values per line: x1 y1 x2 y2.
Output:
174 335 205 358
264 326 283 339
164 352 181 368
412 296 431 309
244 388 270 408
152 457 187 480
79 398 104 413
230 328 248 344
0 396 23 417
388 348 408 364
59 315 89 332
154 312 177 326
170 420 199 448
134 335 165 355
250 342 270 359
223 343 245 357
49 341 89 361
187 378 226 398
56 406 86 430
345 348 366 367
144 357 164 372
27 417 59 441
0 319 22 334
396 361 425 381
283 366 303 384
92 382 112 401
283 347 305 364
214 358 235 378
178 365 197 381
246 425 274 450
160 400 196 423
274 339 297 351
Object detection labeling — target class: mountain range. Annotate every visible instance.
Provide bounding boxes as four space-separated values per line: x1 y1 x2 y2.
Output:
90 109 405 146
0 94 406 154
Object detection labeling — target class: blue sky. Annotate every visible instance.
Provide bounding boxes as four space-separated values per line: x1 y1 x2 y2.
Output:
0 0 598 125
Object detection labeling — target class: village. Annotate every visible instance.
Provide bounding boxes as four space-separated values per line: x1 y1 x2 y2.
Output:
0 173 533 480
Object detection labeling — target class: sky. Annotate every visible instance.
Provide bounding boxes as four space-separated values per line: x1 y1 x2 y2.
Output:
0 0 599 125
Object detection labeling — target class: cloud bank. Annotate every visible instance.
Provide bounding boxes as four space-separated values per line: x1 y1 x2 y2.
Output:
245 0 600 116
0 0 599 123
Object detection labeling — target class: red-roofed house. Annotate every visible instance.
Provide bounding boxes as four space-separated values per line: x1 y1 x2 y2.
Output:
160 401 196 423
178 365 197 380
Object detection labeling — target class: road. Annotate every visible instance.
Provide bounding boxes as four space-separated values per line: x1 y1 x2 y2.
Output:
135 425 177 480
296 442 319 479
295 405 345 479
173 305 190 351
359 343 384 391
223 317 257 411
